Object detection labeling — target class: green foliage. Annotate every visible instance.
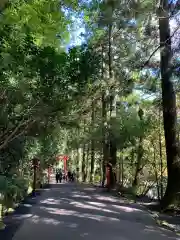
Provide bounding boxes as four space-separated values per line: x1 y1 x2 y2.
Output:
0 0 103 218
3 0 70 47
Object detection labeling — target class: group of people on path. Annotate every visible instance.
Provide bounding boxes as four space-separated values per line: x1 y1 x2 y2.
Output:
55 169 75 183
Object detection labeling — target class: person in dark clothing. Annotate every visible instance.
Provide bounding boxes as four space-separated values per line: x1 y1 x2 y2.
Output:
71 172 74 182
56 172 60 183
59 170 62 183
63 172 66 181
56 169 62 183
67 171 71 181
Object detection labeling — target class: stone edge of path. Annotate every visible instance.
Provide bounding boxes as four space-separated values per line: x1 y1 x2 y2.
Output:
125 197 180 235
143 207 180 235
91 183 180 235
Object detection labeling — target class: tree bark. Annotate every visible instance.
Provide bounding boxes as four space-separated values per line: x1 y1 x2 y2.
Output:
159 108 163 199
158 0 180 209
108 9 117 177
152 143 160 201
132 109 144 194
101 43 108 187
132 137 143 194
90 100 95 182
81 144 86 182
121 155 124 186
102 92 108 187
86 145 90 182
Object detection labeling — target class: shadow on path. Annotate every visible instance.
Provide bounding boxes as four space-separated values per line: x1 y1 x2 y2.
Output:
0 183 179 240
0 188 49 240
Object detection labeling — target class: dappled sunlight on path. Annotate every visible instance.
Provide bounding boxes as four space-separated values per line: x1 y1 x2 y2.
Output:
1 183 179 240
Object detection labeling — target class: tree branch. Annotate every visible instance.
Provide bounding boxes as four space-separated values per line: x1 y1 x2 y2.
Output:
142 24 180 69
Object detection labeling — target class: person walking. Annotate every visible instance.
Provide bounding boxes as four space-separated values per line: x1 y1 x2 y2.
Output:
56 170 60 183
73 170 76 182
67 171 71 181
59 169 62 183
71 171 75 182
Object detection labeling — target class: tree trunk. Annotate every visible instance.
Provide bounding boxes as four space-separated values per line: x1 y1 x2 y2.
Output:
158 0 180 210
132 137 143 194
85 145 89 182
90 100 95 182
101 42 108 187
82 144 86 182
102 92 108 187
108 10 117 184
76 147 79 169
32 166 37 196
121 155 124 186
159 108 163 199
152 143 160 201
132 109 144 194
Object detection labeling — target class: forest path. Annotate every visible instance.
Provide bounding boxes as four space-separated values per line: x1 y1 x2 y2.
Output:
1 183 179 240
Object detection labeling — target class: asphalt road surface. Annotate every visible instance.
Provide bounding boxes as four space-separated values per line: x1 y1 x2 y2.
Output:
1 183 179 240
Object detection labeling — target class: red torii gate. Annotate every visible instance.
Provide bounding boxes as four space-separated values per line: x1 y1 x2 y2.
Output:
56 155 69 172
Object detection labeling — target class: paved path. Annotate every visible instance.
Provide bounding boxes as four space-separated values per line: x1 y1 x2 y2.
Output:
1 183 179 240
